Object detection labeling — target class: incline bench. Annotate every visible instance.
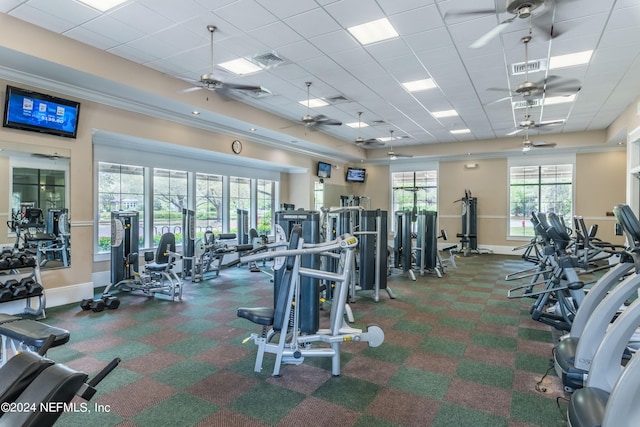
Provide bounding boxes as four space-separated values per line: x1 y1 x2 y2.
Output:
0 314 69 366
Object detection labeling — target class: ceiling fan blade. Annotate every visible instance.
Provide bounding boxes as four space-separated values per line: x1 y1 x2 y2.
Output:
222 82 268 92
363 139 385 147
178 86 204 94
314 115 342 126
470 17 516 48
485 96 513 106
531 141 557 148
534 119 565 128
444 8 500 18
507 128 524 136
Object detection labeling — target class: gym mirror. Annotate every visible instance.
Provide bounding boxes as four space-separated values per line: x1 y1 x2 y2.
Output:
0 141 71 270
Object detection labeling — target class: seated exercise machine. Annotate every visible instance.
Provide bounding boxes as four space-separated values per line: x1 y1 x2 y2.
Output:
97 211 182 308
237 226 384 376
554 204 640 392
0 313 69 367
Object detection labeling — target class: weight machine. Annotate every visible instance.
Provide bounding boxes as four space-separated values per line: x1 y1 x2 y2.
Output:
102 211 182 303
454 190 491 256
237 227 384 377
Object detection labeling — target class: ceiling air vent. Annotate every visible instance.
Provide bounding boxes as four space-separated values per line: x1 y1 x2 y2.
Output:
512 98 543 109
326 95 350 104
251 51 285 69
511 58 547 76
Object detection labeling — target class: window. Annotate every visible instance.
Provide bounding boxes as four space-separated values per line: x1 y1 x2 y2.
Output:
509 164 573 237
153 168 188 245
195 173 223 238
229 176 251 234
256 179 274 235
314 181 324 211
391 170 437 214
97 162 145 251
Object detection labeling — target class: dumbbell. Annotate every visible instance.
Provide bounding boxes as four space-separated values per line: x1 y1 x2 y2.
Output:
4 278 28 298
80 298 105 312
20 277 43 296
101 294 120 310
0 280 11 302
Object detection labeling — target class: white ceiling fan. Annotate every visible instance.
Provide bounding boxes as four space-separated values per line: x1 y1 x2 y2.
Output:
180 25 269 95
508 103 565 136
300 82 342 128
354 112 384 147
445 0 561 49
522 129 556 151
31 152 69 160
386 130 413 159
486 33 580 106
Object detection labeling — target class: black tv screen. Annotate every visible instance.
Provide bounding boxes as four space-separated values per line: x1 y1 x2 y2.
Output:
317 161 332 178
3 85 80 139
346 167 366 183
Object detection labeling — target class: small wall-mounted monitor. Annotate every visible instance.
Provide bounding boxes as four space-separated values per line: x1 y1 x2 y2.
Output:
345 167 366 183
317 161 332 178
3 85 81 139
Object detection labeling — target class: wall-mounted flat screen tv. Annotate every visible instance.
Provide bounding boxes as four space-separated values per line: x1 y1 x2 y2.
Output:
3 85 81 139
346 167 366 183
317 161 332 178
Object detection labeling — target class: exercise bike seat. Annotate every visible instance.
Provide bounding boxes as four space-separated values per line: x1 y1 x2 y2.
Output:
0 352 54 406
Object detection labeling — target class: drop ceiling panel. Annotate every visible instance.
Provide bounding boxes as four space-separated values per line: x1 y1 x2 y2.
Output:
324 0 385 28
254 0 318 19
284 8 342 39
10 4 77 33
138 0 209 24
215 0 277 32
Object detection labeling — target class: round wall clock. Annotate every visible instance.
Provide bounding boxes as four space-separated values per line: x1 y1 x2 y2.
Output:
232 140 243 154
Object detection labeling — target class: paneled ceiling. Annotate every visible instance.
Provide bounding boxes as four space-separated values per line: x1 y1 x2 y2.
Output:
1 0 639 161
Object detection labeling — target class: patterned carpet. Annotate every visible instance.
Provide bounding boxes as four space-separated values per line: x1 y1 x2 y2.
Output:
37 253 568 427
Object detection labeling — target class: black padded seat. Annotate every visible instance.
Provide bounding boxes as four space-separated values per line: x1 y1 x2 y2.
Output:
0 319 70 350
145 262 170 272
567 387 609 427
0 364 88 427
236 307 274 326
0 352 53 406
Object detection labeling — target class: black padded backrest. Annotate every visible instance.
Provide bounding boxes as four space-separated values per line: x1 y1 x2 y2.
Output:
0 364 88 427
547 213 571 251
249 228 258 239
0 352 54 406
155 233 176 264
530 212 550 242
273 225 302 331
614 204 640 248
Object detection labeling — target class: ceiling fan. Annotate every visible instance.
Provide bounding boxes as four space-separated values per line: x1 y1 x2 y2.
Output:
486 34 580 106
300 82 342 128
508 103 565 135
180 25 268 95
445 0 559 48
522 129 556 151
354 112 384 147
386 130 413 159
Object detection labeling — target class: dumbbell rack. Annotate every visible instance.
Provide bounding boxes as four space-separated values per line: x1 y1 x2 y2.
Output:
0 251 46 319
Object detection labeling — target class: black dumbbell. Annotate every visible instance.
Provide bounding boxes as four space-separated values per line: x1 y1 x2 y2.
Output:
102 294 120 310
80 298 105 312
20 277 43 296
0 280 11 302
5 279 28 298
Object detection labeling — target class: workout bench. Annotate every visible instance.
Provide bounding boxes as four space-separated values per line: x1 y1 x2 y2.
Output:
0 314 70 367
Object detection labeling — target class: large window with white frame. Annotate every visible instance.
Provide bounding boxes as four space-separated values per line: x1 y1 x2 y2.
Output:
96 160 279 255
153 168 188 245
391 170 438 214
256 179 274 236
509 160 574 238
195 172 223 238
97 162 145 252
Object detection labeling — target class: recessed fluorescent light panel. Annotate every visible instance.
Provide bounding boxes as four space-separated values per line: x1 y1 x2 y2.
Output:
218 58 263 75
299 98 329 108
346 121 369 128
76 0 127 12
450 129 471 135
544 94 576 106
348 18 399 45
402 79 436 92
549 50 593 69
432 109 458 118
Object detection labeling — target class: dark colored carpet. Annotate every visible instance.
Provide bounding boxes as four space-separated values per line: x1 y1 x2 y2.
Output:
39 254 568 426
